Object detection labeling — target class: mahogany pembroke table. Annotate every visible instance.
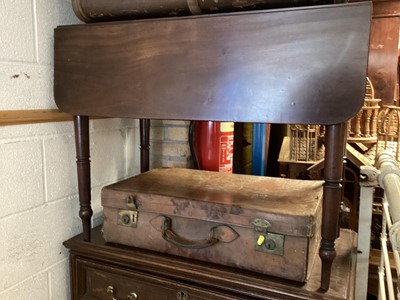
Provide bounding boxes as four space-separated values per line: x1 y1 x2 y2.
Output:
54 2 371 297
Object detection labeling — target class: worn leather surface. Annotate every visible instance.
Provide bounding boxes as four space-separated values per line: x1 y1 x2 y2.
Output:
102 168 323 236
102 168 323 282
71 0 334 22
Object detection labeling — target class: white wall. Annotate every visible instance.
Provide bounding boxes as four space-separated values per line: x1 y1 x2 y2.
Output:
0 1 140 299
0 1 192 299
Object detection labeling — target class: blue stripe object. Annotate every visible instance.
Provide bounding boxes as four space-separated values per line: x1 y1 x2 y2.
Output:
252 123 266 176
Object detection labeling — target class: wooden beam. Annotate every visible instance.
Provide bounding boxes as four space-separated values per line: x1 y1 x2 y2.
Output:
346 143 373 168
0 109 108 126
0 109 73 126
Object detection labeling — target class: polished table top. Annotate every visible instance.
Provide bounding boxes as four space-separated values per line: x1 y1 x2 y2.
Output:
54 2 370 125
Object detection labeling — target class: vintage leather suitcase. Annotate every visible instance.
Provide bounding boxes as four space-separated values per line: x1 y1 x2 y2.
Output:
101 168 323 282
72 0 335 22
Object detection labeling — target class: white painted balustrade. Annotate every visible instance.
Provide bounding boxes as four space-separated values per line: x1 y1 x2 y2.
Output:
358 151 400 300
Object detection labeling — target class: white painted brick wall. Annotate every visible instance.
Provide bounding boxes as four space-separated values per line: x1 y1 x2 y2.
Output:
0 0 35 63
0 272 49 300
0 0 77 110
0 1 191 299
0 1 140 299
0 140 44 219
0 120 139 299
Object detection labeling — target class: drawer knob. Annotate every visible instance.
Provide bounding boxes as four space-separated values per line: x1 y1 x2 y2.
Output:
177 291 189 300
107 285 138 300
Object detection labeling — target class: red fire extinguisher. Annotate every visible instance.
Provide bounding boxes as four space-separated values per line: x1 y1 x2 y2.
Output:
189 121 234 173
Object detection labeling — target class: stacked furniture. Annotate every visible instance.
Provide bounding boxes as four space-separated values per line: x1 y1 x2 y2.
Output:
55 2 371 299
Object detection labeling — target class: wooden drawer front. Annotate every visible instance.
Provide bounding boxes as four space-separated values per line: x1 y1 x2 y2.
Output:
76 258 242 300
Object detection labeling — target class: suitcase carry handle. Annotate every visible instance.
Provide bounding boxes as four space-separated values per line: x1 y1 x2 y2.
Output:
161 216 239 249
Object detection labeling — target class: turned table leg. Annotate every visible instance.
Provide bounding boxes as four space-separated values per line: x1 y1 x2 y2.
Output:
74 115 92 242
320 122 346 291
140 119 150 173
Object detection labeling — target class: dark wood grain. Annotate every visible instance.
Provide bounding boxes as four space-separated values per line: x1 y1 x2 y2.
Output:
73 116 92 241
319 123 347 291
54 3 371 125
140 119 150 173
372 0 400 18
367 0 400 104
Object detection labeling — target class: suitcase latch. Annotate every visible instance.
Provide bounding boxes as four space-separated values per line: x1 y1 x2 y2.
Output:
117 209 138 227
253 218 284 256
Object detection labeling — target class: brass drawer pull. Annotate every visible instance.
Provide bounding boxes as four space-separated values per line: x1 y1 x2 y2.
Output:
107 285 138 300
